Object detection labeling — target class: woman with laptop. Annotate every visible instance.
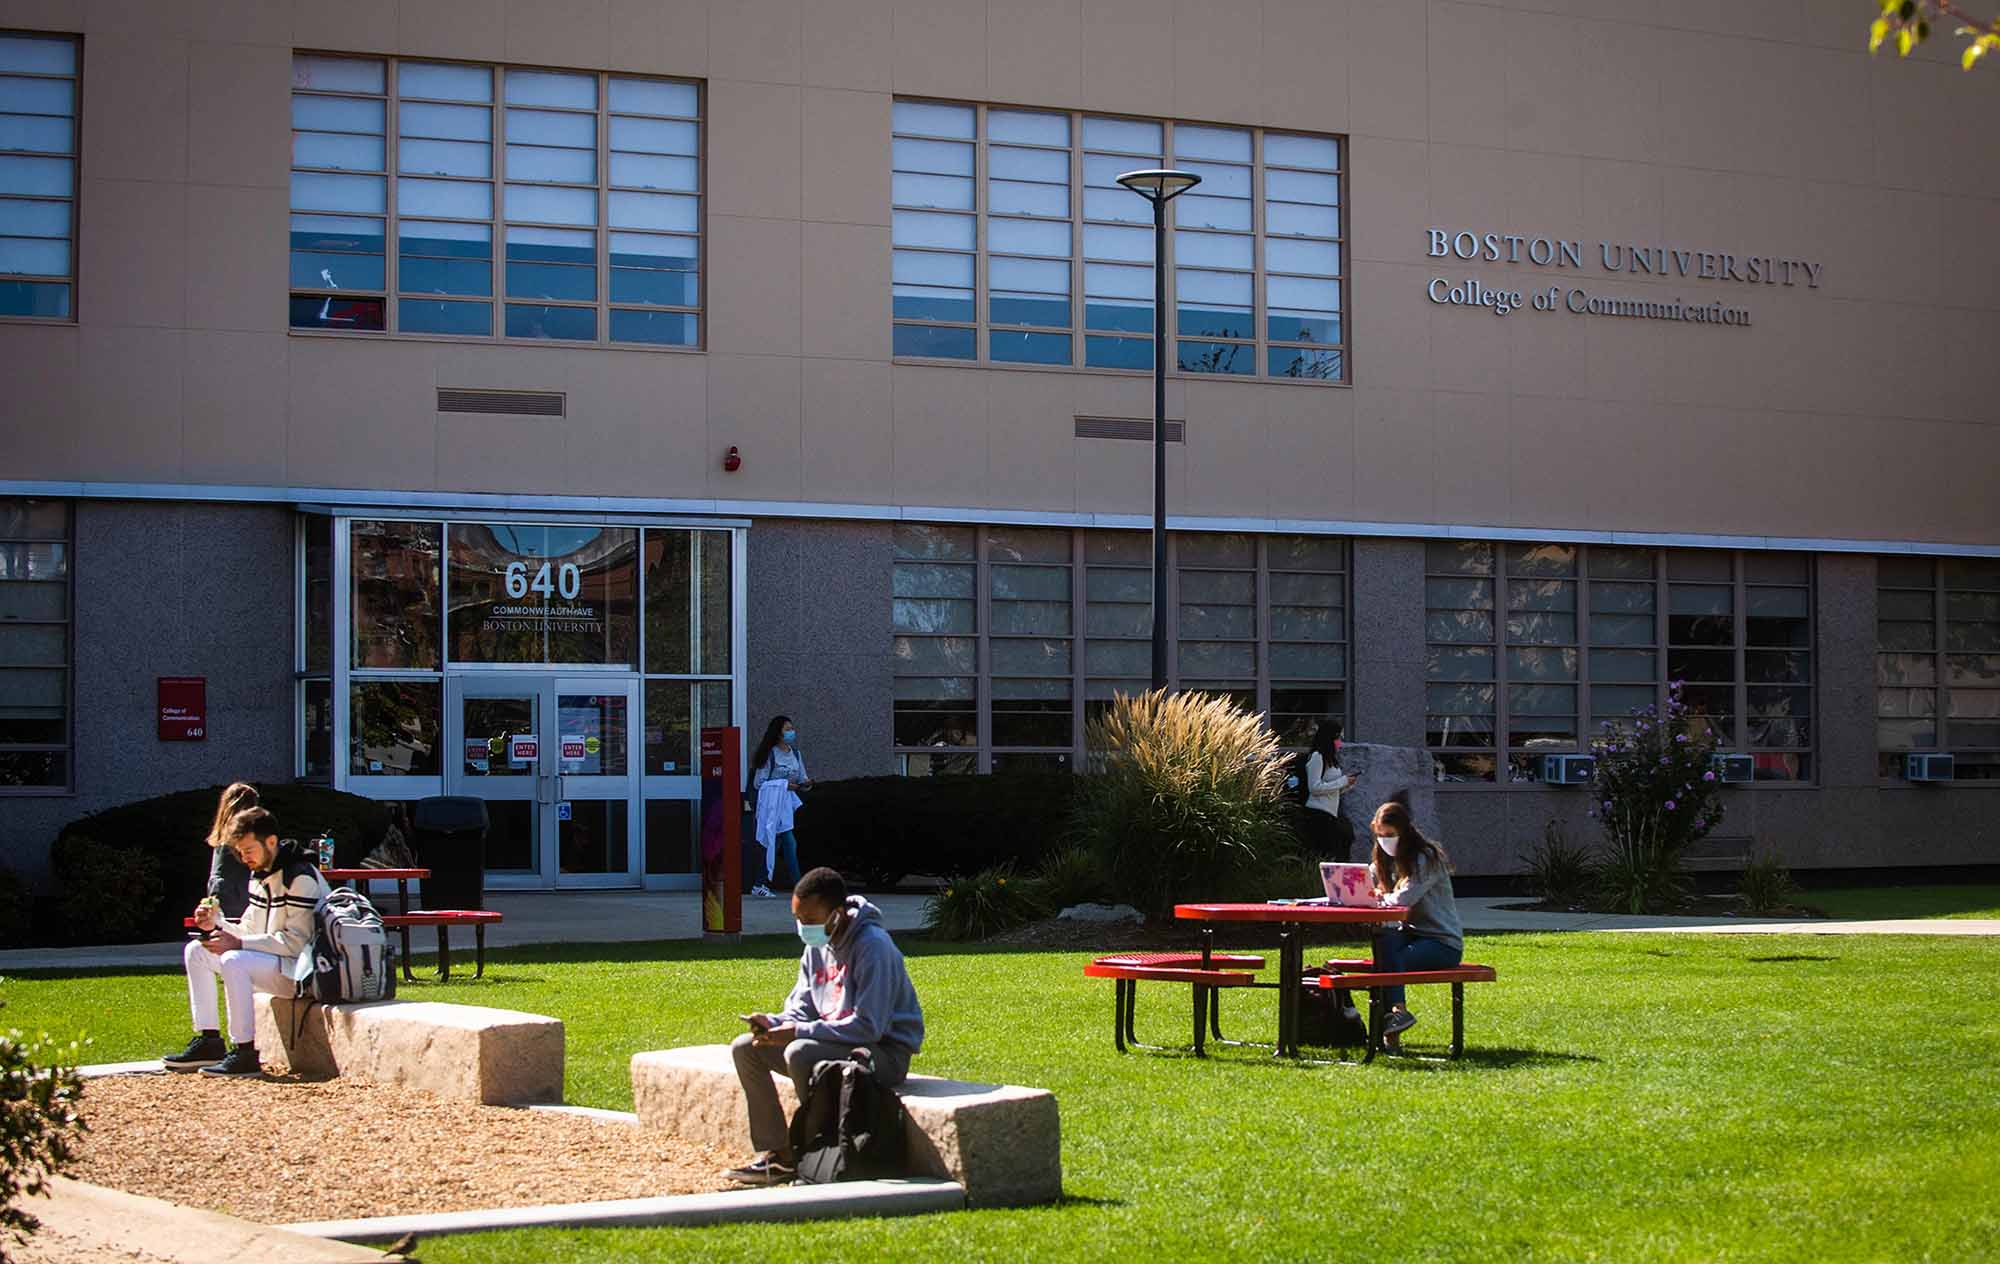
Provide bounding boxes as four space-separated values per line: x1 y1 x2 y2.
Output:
1367 797 1463 1054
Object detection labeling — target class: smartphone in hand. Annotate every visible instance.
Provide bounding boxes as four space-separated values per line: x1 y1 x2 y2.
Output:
739 1013 771 1031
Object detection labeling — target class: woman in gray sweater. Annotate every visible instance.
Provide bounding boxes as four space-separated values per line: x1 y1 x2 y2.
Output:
1368 797 1463 1052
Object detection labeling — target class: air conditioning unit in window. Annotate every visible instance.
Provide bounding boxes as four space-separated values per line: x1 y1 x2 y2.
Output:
1710 753 1755 784
1540 754 1595 785
1905 753 1955 783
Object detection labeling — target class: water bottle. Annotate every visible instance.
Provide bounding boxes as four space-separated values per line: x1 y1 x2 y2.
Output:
316 832 335 869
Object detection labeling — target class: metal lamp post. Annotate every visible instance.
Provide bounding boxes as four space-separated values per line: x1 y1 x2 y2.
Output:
1115 168 1200 691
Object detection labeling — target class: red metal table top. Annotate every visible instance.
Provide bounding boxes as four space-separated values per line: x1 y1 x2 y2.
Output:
1174 902 1407 925
321 868 429 880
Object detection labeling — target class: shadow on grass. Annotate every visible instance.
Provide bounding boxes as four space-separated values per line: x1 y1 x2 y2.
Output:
1744 954 1838 964
1107 1044 1599 1073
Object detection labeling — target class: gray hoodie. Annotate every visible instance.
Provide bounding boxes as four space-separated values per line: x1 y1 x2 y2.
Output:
780 896 925 1055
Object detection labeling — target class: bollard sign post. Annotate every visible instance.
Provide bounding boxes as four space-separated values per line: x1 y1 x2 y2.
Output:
700 725 742 940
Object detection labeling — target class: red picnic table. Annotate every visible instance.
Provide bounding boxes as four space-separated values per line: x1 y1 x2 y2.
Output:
319 867 427 917
1174 903 1409 1057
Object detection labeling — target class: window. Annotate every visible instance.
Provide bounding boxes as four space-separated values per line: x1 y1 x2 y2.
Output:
0 32 78 320
641 527 732 778
892 100 1345 382
289 54 701 346
1427 543 1812 784
0 498 70 790
894 527 1348 772
1877 556 2000 780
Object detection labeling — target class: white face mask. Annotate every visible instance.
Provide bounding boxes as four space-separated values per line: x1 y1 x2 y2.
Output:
1376 833 1399 856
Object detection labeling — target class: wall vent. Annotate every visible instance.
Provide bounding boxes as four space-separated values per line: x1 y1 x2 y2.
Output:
1074 415 1184 442
437 388 566 417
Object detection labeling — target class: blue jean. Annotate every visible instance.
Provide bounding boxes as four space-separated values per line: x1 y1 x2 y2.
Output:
769 830 800 889
1371 928 1463 1006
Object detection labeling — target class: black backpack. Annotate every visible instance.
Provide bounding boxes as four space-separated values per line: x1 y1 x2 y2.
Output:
1281 751 1313 806
787 1059 908 1185
1296 974 1369 1049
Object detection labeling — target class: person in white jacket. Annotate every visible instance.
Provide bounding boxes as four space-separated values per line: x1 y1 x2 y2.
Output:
161 807 328 1078
1299 719 1355 860
747 715 812 898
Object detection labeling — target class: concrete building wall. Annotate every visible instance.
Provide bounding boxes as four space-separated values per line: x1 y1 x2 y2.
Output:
0 500 295 881
0 0 1996 547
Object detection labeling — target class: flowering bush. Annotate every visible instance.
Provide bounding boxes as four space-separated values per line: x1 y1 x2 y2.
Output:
921 864 1048 940
1588 682 1728 913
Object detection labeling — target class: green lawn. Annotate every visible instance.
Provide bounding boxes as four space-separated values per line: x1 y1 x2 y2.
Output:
5 931 1997 1263
1804 884 2000 922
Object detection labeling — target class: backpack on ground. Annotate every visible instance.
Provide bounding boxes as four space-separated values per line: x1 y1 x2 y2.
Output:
787 1058 907 1185
1296 974 1369 1049
301 887 397 1005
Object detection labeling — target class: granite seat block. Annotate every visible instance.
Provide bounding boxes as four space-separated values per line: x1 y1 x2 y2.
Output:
631 1044 1060 1208
254 995 564 1105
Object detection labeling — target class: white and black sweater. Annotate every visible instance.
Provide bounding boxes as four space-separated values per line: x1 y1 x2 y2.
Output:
214 840 328 969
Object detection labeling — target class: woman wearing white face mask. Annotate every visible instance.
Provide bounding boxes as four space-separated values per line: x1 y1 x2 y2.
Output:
747 715 813 898
1368 797 1463 1053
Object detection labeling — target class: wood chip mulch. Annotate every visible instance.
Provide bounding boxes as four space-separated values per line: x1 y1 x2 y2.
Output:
73 1072 736 1224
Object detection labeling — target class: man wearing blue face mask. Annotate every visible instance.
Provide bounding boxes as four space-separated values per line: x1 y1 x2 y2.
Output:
725 866 925 1185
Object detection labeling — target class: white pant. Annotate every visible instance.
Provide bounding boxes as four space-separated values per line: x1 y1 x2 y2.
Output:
184 940 288 1045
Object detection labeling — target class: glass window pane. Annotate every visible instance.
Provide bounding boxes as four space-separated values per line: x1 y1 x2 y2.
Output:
0 114 72 154
990 254 1069 293
610 78 699 118
399 61 491 102
610 152 697 191
1590 648 1656 682
894 636 976 674
294 54 383 93
894 135 975 176
989 145 1068 182
1175 230 1252 269
895 210 976 250
1173 124 1251 162
1174 194 1251 231
0 198 70 238
348 680 441 776
0 237 67 275
0 75 73 115
1266 201 1338 237
1178 160 1251 197
1082 115 1161 154
609 191 697 232
505 303 595 340
504 107 595 148
894 283 974 322
1271 643 1342 679
611 114 699 155
611 268 697 306
989 217 1071 256
400 217 491 258
895 524 977 561
1266 168 1339 204
505 69 596 110
290 170 386 214
399 136 489 178
350 520 442 669
508 143 595 183
645 680 692 774
892 100 975 139
893 323 975 358
990 109 1068 146
399 100 490 142
1264 133 1338 170
1267 274 1338 312
292 94 385 134
1509 647 1578 680
506 182 596 225
399 298 491 334
1268 346 1342 379
507 260 596 301
990 330 1073 364
1428 646 1494 680
1266 238 1340 276
895 249 975 288
990 179 1068 217
398 176 490 218
289 293 385 329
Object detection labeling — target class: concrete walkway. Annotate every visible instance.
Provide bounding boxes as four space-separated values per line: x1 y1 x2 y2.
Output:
5 891 1995 973
0 890 936 972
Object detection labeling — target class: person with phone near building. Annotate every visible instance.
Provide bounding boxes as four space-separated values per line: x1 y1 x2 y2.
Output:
1299 719 1354 861
747 714 812 897
161 807 329 1078
724 867 925 1185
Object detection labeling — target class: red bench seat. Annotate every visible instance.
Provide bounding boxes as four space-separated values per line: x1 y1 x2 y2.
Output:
381 911 503 982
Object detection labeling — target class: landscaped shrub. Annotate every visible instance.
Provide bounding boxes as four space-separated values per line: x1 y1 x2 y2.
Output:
922 865 1049 940
1070 689 1298 916
1588 681 1727 914
49 785 392 945
0 997 87 1264
1737 849 1801 914
1025 844 1115 912
1526 820 1598 906
793 772 1077 888
50 837 162 946
0 874 28 951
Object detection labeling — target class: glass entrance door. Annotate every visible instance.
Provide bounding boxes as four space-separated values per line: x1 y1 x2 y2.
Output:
446 674 641 889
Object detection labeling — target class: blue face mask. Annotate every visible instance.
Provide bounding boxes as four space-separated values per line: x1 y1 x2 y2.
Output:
796 918 830 949
782 729 798 745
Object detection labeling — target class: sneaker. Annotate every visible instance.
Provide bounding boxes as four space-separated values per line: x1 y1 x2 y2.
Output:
723 1153 795 1185
198 1045 264 1078
1382 1008 1418 1038
749 884 774 899
161 1033 228 1071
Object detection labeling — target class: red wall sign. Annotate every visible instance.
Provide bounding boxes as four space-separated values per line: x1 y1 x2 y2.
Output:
158 677 207 741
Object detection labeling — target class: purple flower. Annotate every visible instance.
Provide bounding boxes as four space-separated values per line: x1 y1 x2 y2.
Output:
1664 799 1677 811
1674 733 1689 743
1703 771 1716 782
1602 801 1612 811
1659 757 1671 766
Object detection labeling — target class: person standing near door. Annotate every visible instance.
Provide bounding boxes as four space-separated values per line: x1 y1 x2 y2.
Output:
1298 719 1354 860
748 715 812 898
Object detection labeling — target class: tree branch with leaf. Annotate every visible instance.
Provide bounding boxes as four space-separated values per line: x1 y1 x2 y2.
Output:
1870 0 2000 71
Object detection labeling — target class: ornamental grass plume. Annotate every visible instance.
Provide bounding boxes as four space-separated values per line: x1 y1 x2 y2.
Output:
1069 688 1298 916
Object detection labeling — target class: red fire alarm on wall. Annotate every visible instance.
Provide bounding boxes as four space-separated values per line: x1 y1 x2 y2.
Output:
723 445 741 472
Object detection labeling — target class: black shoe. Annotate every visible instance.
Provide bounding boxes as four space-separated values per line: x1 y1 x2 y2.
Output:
722 1153 795 1185
162 1033 228 1071
199 1045 263 1078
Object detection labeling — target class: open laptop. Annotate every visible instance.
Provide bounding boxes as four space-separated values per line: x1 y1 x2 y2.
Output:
1319 861 1376 907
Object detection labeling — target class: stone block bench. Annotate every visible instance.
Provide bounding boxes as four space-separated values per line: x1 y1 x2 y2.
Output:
630 1045 1060 1208
254 996 564 1105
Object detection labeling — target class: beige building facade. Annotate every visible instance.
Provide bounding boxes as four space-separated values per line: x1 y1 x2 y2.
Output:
2 0 1996 886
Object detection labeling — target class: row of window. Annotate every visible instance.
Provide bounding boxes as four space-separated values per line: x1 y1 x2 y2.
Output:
891 101 1345 380
1876 556 2000 781
0 498 68 790
5 32 1350 383
892 525 1349 774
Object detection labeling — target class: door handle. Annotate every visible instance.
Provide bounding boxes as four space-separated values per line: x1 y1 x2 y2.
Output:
537 774 556 804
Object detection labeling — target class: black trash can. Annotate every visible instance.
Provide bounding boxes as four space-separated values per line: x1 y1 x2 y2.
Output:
411 796 490 911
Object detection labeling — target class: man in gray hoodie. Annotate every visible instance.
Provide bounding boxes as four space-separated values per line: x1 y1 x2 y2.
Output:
726 866 925 1185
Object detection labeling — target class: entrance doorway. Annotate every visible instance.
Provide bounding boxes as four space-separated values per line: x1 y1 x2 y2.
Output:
446 674 641 888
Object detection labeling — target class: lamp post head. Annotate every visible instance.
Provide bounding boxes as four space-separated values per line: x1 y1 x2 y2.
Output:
1116 168 1201 202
